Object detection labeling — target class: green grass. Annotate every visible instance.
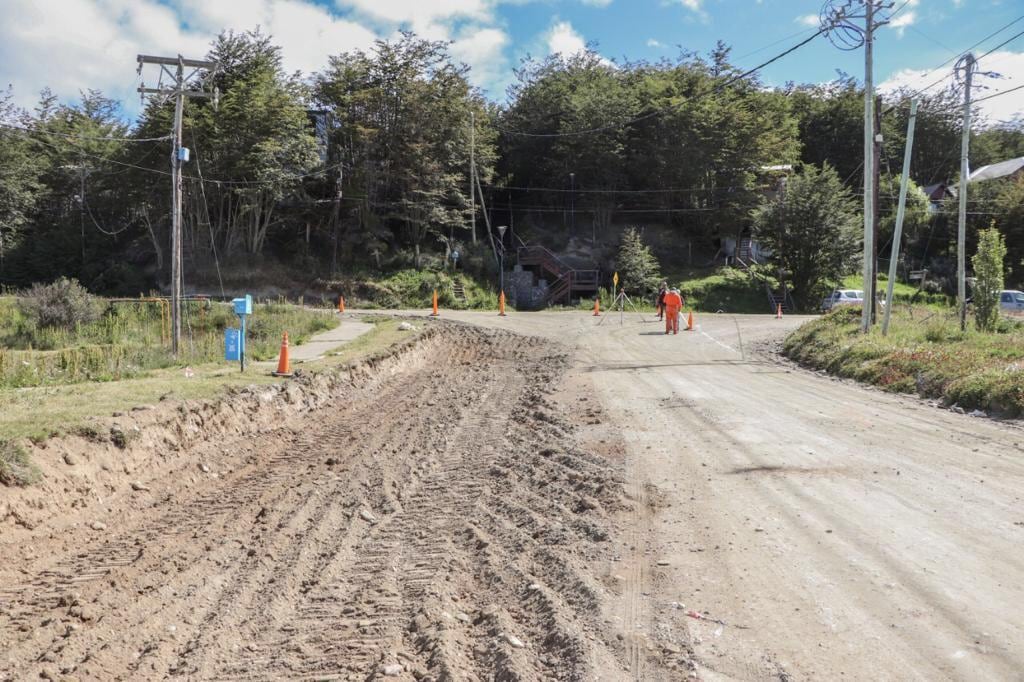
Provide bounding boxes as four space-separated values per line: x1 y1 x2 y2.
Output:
0 317 416 443
319 270 501 311
839 274 948 307
0 296 337 389
784 306 1024 416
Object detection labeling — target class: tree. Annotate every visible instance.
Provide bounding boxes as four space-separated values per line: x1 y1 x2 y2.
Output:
971 224 1006 332
753 164 860 311
0 89 43 282
616 227 661 296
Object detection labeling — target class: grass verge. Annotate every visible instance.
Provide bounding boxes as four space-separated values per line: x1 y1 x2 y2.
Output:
0 317 415 443
784 306 1024 416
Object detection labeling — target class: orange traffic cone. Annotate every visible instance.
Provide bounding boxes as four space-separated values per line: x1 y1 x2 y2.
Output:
686 311 694 331
776 303 782 319
593 298 601 316
431 289 439 316
498 291 507 316
338 295 345 313
272 332 293 377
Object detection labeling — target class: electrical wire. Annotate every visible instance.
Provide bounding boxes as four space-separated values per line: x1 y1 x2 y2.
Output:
496 29 825 138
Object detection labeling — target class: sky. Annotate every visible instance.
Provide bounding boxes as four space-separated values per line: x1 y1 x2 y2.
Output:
0 0 1022 125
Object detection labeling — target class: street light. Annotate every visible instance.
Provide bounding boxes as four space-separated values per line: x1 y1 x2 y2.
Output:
497 225 508 297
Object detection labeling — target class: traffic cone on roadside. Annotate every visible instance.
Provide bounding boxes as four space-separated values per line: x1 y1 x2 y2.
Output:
272 332 293 377
593 297 601 316
498 291 507 316
776 303 782 319
431 289 439 316
338 295 345 313
686 311 694 331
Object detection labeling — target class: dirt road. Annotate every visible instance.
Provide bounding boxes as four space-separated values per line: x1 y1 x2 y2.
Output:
428 311 1024 681
2 312 1023 680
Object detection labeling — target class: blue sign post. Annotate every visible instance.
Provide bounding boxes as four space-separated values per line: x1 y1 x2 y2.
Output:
225 328 240 361
230 295 253 372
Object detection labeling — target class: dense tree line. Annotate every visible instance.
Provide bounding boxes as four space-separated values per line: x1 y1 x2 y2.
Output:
0 30 1022 296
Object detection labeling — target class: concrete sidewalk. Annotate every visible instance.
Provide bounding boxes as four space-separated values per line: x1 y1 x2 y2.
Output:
259 314 374 364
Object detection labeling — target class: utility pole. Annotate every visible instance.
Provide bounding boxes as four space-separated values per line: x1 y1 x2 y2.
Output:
821 0 893 332
872 93 882 324
955 53 976 331
861 1 876 332
883 99 918 335
137 54 217 355
469 112 477 245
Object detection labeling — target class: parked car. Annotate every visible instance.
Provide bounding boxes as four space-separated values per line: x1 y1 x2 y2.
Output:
821 289 884 312
1000 289 1024 313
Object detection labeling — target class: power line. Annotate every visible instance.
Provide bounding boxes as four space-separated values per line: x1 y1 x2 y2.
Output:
496 29 824 138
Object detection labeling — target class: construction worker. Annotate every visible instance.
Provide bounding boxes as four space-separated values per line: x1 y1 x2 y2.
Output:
663 287 683 334
655 281 668 320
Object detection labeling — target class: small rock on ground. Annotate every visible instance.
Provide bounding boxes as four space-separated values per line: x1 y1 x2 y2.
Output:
90 521 106 531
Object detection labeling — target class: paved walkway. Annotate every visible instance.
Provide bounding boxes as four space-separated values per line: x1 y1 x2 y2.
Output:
258 314 374 364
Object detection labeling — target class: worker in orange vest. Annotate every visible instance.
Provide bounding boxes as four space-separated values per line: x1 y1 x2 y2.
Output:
663 287 683 334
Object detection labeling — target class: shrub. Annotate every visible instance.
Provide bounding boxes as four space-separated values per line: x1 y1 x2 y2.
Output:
0 439 40 486
18 277 99 330
972 225 1006 333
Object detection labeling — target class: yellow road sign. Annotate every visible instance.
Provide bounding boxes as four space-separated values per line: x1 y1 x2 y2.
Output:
613 272 619 288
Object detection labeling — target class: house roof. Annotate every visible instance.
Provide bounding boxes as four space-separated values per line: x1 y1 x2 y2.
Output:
969 156 1024 183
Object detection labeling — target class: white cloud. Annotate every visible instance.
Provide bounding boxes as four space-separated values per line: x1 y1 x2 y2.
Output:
880 50 1024 125
796 14 820 28
451 26 511 94
0 0 504 115
647 38 664 48
678 0 702 10
334 0 492 36
887 0 919 36
580 0 613 6
546 20 587 57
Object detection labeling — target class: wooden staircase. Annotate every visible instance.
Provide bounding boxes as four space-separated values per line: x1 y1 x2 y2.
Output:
452 281 467 303
765 283 794 314
517 245 599 307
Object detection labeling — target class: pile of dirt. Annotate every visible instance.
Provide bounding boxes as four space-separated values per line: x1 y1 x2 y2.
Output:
0 324 635 680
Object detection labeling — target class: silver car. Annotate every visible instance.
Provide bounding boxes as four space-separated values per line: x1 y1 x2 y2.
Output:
1000 290 1024 313
821 289 867 312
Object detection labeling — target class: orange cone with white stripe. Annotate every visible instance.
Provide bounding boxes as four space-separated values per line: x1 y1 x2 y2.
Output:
338 295 345 313
686 311 694 331
431 290 439 316
272 332 293 377
499 291 507 316
776 303 782 319
593 298 600 316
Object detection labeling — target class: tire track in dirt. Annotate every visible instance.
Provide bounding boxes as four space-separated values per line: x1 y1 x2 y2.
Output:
1 325 640 681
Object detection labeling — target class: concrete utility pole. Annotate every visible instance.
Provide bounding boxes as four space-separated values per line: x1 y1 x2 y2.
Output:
872 93 882 324
883 99 918 336
470 112 477 245
861 1 876 333
821 0 893 332
956 53 976 331
137 54 217 355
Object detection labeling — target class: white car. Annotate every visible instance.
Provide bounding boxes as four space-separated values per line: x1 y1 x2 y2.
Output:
1000 290 1024 313
821 289 869 312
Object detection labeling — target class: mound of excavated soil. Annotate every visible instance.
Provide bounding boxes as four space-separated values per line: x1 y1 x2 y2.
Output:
0 324 636 681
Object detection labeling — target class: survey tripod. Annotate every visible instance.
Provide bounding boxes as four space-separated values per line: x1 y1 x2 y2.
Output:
597 287 648 326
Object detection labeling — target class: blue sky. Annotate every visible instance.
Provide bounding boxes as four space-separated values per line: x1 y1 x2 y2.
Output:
1 0 1021 122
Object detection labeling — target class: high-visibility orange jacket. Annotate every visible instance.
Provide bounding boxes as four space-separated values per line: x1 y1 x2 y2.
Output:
663 291 683 310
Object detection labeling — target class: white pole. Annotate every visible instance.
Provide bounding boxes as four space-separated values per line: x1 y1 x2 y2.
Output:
882 99 918 335
470 111 476 245
861 1 875 333
957 54 974 331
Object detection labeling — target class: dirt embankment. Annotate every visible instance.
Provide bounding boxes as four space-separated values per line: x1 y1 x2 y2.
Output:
0 323 646 681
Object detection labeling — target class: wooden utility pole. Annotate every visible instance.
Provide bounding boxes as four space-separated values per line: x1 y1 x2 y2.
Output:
137 54 217 355
956 53 976 331
883 99 918 335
